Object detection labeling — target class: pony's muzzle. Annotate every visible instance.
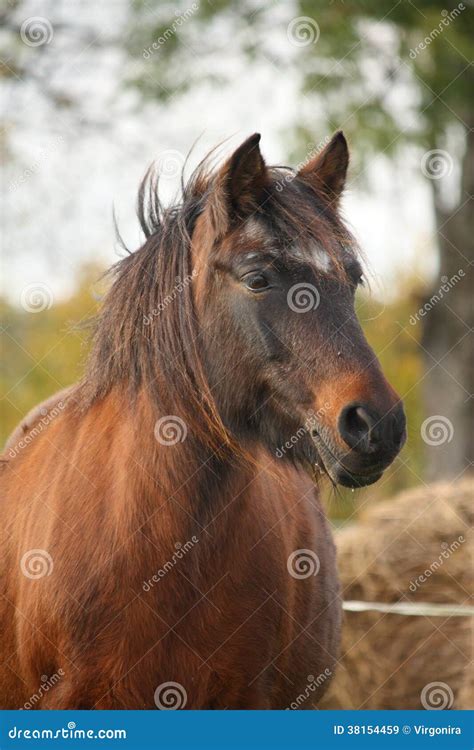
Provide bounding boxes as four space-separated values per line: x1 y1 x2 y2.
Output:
338 400 406 461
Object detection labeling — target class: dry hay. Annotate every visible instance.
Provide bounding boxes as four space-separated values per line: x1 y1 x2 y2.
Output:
321 478 473 710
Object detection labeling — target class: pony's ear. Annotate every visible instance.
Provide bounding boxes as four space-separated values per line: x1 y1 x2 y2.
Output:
210 133 267 235
298 131 349 205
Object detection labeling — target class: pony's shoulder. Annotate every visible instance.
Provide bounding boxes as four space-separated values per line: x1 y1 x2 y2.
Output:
2 385 78 458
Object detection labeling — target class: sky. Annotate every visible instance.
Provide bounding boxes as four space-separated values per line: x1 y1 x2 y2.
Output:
2 0 441 307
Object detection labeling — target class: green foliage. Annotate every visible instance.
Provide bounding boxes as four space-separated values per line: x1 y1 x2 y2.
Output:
129 0 472 153
296 0 472 153
1 265 104 446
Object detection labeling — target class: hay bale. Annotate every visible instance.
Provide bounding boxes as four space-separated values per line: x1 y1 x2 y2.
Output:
321 479 473 710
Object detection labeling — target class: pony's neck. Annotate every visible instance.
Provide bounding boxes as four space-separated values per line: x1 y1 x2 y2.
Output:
118 387 253 541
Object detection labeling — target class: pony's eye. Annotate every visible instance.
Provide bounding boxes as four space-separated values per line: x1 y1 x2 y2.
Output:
243 274 270 292
347 265 364 289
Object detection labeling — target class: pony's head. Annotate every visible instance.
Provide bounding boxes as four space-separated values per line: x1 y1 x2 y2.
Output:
86 132 405 488
190 133 406 487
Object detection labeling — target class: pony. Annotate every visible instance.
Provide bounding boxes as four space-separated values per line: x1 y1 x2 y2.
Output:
0 132 406 709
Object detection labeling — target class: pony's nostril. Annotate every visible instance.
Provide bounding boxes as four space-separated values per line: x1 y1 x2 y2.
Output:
339 401 406 456
351 406 372 436
338 403 376 452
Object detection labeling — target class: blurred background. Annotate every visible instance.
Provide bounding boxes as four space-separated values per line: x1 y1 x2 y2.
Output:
1 0 472 517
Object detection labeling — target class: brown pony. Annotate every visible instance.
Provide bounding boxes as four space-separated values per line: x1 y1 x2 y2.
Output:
0 132 405 709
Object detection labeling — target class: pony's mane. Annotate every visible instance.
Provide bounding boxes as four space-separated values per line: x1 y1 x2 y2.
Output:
80 148 359 453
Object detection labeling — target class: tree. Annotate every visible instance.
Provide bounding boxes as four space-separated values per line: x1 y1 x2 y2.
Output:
130 0 473 480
